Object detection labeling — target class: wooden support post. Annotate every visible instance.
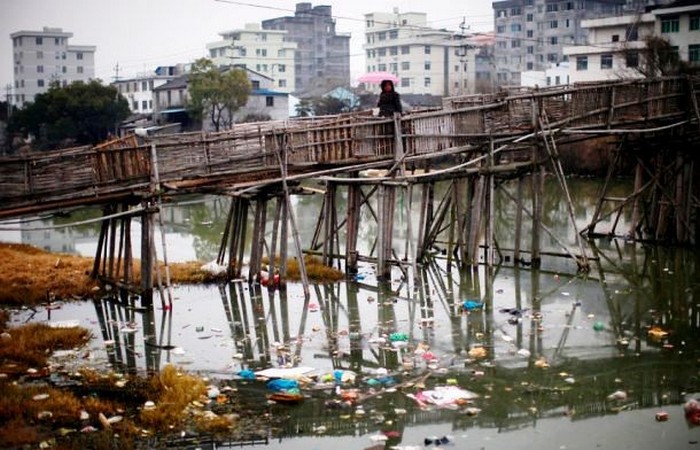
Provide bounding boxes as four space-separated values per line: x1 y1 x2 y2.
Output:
376 183 395 280
92 210 109 279
140 209 154 307
248 197 267 283
629 160 644 239
514 176 524 264
485 138 495 267
345 183 361 275
322 184 335 266
268 196 283 284
467 176 484 267
217 198 235 266
531 167 544 268
279 195 289 283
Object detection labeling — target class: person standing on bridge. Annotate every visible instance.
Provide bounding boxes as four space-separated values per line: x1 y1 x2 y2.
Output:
377 79 402 118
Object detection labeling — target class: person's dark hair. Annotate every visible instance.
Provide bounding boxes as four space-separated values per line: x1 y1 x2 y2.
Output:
380 80 395 91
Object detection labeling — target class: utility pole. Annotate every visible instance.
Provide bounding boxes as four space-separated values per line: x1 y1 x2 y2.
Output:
4 84 12 119
457 17 470 95
113 62 121 82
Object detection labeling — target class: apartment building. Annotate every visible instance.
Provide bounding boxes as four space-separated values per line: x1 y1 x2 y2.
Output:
207 23 297 93
492 0 626 86
364 10 478 97
10 27 95 108
262 3 351 94
563 0 700 83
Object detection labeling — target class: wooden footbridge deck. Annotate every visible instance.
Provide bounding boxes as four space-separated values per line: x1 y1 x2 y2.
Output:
1 76 699 303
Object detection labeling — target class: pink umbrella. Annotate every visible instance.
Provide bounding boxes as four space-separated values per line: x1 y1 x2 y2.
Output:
357 71 399 85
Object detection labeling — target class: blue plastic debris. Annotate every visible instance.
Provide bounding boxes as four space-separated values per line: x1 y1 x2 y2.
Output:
266 378 300 393
462 300 484 311
237 369 256 380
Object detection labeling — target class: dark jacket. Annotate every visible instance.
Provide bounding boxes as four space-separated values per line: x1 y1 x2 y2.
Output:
377 80 402 117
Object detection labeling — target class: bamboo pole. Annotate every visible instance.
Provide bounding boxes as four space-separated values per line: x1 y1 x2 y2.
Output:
345 183 361 275
514 176 524 264
275 133 309 297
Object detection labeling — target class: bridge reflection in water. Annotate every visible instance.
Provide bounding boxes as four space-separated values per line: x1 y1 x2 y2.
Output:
83 238 700 443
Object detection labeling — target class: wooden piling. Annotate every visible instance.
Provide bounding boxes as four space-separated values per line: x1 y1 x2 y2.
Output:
345 183 361 274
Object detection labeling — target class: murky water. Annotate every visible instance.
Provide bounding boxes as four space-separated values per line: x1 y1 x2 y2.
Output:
2 177 700 449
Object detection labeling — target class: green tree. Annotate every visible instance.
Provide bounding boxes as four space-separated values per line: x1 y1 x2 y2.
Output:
186 59 251 131
7 80 129 151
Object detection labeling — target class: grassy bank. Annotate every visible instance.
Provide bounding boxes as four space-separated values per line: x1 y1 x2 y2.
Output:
0 242 343 306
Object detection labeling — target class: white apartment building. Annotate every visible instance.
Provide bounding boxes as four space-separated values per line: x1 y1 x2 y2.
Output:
521 61 571 87
206 23 297 93
10 27 96 108
364 10 477 96
113 74 178 115
564 2 700 83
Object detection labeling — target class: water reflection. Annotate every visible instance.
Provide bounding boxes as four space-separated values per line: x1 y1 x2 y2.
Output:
4 178 700 447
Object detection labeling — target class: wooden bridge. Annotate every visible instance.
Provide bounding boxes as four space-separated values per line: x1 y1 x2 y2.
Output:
1 76 699 304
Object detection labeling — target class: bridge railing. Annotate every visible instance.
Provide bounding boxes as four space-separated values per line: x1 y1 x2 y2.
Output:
0 77 692 218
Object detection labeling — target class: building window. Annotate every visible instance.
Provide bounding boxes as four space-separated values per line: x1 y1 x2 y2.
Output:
132 101 138 110
277 64 285 73
511 39 521 48
251 80 260 90
576 56 588 71
527 62 534 70
37 65 44 73
266 96 274 107
141 100 148 111
548 53 557 62
661 16 680 33
424 61 431 70
526 13 534 22
390 46 398 56
401 78 410 88
691 16 700 31
497 25 506 33
279 79 287 88
77 52 84 60
378 63 386 71
547 3 558 12
141 81 147 90
550 37 558 45
511 7 521 15
378 48 386 56
77 66 83 74
497 10 507 18
627 25 638 41
511 23 522 32
550 20 558 29
37 79 44 87
401 46 410 54
527 30 534 38
424 45 431 54
36 37 43 45
498 41 507 49
689 45 700 65
62 66 67 73
424 77 431 87
601 53 613 69
389 30 398 39
624 51 639 68
401 61 410 70
527 46 534 54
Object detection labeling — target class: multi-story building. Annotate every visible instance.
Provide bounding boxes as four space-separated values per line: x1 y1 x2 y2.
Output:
206 23 297 93
563 0 700 83
492 0 626 87
10 27 95 108
112 68 183 115
364 10 478 97
153 67 290 132
262 2 351 94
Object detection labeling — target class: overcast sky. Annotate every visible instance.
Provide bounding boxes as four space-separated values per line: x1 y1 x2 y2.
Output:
1 0 495 92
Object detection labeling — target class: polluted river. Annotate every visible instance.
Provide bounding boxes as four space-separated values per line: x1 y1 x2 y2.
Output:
2 177 699 449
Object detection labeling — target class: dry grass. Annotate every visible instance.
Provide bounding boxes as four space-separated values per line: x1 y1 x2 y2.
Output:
0 322 92 372
139 365 207 430
0 243 97 306
0 243 227 306
267 255 344 283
